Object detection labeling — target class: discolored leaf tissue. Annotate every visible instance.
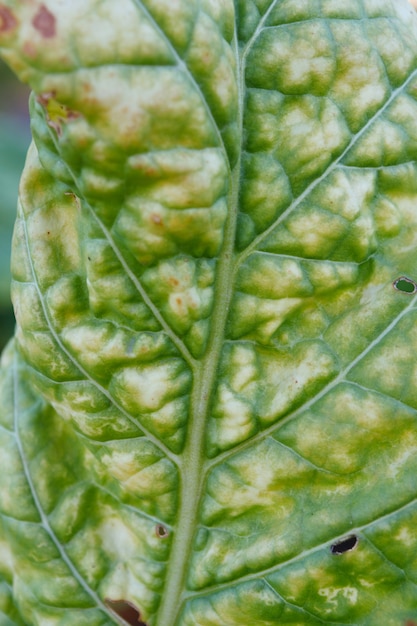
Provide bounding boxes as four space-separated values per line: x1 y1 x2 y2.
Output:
1 1 417 624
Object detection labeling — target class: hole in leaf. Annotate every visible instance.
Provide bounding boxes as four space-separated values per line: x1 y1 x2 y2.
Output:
105 599 147 625
330 535 358 555
155 524 169 538
393 276 417 294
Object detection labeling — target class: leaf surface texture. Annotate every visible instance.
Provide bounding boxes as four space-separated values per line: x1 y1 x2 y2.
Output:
1 1 417 624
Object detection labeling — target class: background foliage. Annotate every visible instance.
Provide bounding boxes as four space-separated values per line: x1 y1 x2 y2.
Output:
0 60 29 352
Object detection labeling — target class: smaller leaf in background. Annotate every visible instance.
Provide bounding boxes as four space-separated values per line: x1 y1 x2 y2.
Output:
0 59 30 353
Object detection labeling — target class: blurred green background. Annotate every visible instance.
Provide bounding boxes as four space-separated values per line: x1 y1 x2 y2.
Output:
0 59 31 353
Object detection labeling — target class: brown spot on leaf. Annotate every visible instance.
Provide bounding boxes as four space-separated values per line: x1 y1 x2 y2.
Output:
23 41 37 58
155 524 169 538
36 91 56 107
36 93 81 136
0 5 17 32
151 214 162 225
405 621 417 626
32 4 56 38
105 599 147 626
47 119 62 136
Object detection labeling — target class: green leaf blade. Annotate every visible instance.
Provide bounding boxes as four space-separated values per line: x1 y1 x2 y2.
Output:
2 1 417 625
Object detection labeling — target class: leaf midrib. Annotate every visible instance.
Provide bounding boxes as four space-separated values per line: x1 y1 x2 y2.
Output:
152 47 244 626
148 0 274 619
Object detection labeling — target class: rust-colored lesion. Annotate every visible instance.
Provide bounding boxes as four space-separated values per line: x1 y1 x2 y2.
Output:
36 91 81 136
0 5 17 32
32 4 56 38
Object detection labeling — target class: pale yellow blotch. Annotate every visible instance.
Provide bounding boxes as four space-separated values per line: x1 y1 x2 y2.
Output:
239 255 309 300
234 294 303 343
359 280 387 306
62 325 126 368
229 345 258 392
0 540 14 575
131 148 227 209
217 482 295 519
355 82 387 118
12 283 45 332
285 58 316 89
351 395 384 428
387 444 417 479
216 385 256 447
28 200 81 271
115 363 179 412
373 197 401 237
287 210 345 256
81 168 123 196
263 347 336 422
362 351 402 393
168 287 201 319
100 562 156 616
99 447 170 496
34 618 61 626
320 169 376 221
395 525 415 547
191 12 237 112
308 261 358 293
257 299 304 343
358 577 376 589
318 586 358 609
99 517 141 562
100 450 138 482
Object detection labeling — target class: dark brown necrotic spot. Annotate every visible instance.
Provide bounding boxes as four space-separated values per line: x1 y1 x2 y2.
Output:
155 524 169 538
331 535 358 555
0 5 17 32
32 4 56 38
105 599 147 625
393 276 417 294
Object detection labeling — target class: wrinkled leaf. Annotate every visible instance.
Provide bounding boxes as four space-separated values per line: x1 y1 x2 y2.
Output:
1 1 417 624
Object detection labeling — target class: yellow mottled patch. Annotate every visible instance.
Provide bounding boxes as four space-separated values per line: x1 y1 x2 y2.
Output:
387 443 417 479
262 345 336 421
395 526 415 547
0 540 14 575
318 585 358 609
116 365 176 411
215 385 256 447
99 516 140 562
232 294 303 342
229 344 258 392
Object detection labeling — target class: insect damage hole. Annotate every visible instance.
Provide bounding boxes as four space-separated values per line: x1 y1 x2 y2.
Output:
330 535 358 555
155 523 169 538
105 599 147 626
393 276 417 294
